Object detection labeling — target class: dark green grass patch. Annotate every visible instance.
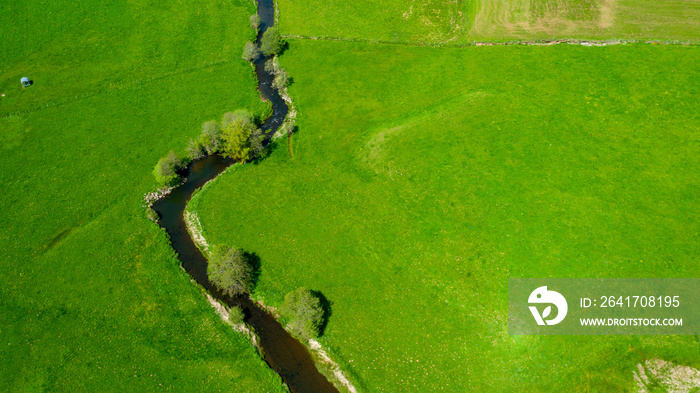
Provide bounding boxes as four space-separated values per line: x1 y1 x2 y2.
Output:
191 41 699 391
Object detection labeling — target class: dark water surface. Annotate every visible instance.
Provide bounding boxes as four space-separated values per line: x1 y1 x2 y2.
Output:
150 1 337 392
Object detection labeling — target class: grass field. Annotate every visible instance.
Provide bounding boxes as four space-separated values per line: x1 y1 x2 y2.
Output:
276 0 700 43
0 0 285 391
190 41 700 391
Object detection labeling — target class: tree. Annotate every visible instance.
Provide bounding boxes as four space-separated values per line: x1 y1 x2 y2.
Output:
260 26 283 56
186 138 205 160
153 150 182 187
249 14 261 30
276 119 295 138
221 110 257 161
229 306 245 324
281 288 325 339
207 246 254 297
264 57 282 74
249 128 266 159
145 206 158 222
242 41 259 62
272 70 289 90
201 120 223 154
221 109 254 130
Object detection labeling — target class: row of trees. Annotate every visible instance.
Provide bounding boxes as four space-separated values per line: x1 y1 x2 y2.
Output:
242 26 285 61
188 109 266 161
205 244 329 339
152 110 266 187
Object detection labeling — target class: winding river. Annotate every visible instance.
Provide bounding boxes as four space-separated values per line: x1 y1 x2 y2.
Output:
151 1 339 392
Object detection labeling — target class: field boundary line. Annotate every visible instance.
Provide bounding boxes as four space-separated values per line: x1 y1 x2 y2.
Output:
283 34 699 48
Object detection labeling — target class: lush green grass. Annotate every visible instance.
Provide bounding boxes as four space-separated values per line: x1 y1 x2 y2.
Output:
0 0 284 391
191 41 700 391
276 0 700 43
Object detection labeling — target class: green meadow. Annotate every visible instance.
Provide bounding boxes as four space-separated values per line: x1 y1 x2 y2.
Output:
190 42 700 391
0 0 284 391
276 0 700 43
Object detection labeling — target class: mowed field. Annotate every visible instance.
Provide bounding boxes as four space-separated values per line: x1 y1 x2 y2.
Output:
277 0 700 43
0 0 284 391
190 42 700 391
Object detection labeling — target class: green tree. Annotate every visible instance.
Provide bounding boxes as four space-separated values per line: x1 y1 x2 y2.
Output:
207 246 254 297
260 26 283 56
152 150 182 187
201 120 222 154
145 206 158 222
242 41 259 62
221 110 257 161
281 288 325 339
264 57 289 90
264 57 282 74
272 70 289 90
276 119 295 138
229 306 245 324
250 128 266 159
249 14 261 30
186 138 205 160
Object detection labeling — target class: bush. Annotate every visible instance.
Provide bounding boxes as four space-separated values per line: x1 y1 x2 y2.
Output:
221 110 258 161
221 109 254 130
249 14 261 30
242 41 259 62
260 26 283 56
272 70 289 90
145 206 158 222
207 246 254 297
276 119 295 138
200 120 222 154
153 150 182 187
229 306 245 324
249 128 266 159
281 288 325 339
264 57 282 74
264 57 289 90
186 138 205 160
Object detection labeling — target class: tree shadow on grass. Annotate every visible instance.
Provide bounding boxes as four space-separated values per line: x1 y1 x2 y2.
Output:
311 290 332 337
251 137 281 164
244 251 262 293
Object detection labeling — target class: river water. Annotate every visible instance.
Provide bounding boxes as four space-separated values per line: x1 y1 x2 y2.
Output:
150 1 338 391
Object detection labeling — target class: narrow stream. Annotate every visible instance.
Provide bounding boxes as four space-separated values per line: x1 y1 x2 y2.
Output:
151 2 339 392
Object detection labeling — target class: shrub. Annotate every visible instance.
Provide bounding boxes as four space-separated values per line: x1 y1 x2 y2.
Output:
221 110 257 161
264 57 289 90
250 128 267 159
249 14 261 30
145 206 158 222
221 109 254 130
281 288 325 339
153 150 182 187
229 306 245 324
272 70 289 90
260 26 283 56
264 57 282 74
186 138 205 160
242 41 259 62
201 120 222 154
207 246 254 297
276 119 295 138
